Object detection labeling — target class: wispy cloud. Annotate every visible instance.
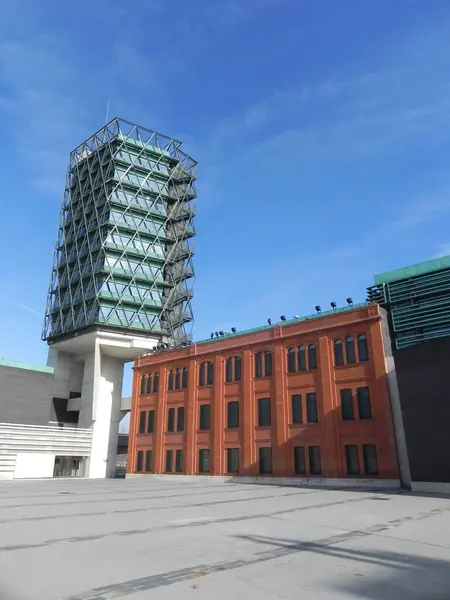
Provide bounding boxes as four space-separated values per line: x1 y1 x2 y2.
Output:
0 296 42 318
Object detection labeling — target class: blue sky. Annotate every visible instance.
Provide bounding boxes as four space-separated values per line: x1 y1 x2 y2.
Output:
2 0 450 397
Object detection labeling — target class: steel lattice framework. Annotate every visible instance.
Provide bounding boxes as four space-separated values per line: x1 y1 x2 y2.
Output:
43 118 197 345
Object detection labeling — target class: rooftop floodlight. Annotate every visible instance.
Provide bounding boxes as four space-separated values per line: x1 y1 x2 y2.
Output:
231 327 237 333
210 333 214 339
219 331 224 336
280 315 286 321
215 331 219 338
267 318 272 325
293 315 300 319
330 301 337 310
346 297 353 306
315 305 321 313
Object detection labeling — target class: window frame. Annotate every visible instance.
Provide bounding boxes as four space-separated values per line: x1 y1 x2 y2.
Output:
258 447 273 474
225 357 233 383
257 397 271 427
308 344 317 369
345 444 360 476
357 334 369 362
357 387 372 419
334 339 345 366
287 347 296 372
199 448 211 473
153 372 159 393
167 407 175 432
363 444 378 475
306 392 318 424
309 446 321 475
255 352 263 378
199 404 211 430
345 336 356 364
136 450 144 472
147 410 155 434
145 374 152 394
140 375 146 395
139 411 146 434
168 369 174 391
293 446 306 475
181 367 188 389
298 345 306 371
165 449 173 473
176 406 185 432
291 394 303 424
340 388 355 421
145 450 152 473
175 368 181 390
175 449 184 473
226 448 240 474
234 356 242 381
227 400 239 429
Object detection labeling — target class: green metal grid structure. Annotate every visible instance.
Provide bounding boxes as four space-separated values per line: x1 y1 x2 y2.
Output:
43 118 197 344
367 256 450 349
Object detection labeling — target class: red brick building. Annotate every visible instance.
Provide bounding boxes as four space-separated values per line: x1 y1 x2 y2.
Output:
127 303 399 481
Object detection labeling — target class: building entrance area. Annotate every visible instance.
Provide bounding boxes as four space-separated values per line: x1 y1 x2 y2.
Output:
53 456 86 478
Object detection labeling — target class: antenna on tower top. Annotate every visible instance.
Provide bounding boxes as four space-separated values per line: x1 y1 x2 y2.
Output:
105 98 111 124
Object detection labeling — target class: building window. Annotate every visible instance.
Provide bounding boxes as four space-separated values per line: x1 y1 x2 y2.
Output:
340 389 354 420
234 356 242 381
199 362 205 386
153 373 159 393
357 387 372 419
199 449 210 473
177 407 185 432
175 368 181 390
308 344 317 369
264 351 272 376
207 361 214 385
291 394 303 424
145 374 152 394
298 345 306 371
294 446 306 475
136 450 143 472
167 408 175 432
227 448 240 474
147 410 155 434
139 411 146 434
168 369 174 391
334 339 344 366
145 450 152 473
306 393 318 423
175 449 183 473
345 336 356 364
255 353 263 378
287 347 296 372
140 375 146 395
226 358 233 382
227 401 239 429
363 444 378 475
345 445 360 476
165 449 173 473
358 334 369 362
199 404 211 430
257 397 271 427
259 447 273 474
309 446 321 475
199 361 214 386
182 367 188 389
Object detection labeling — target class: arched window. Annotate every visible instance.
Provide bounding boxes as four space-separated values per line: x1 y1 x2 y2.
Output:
153 372 159 393
334 339 344 366
182 367 188 389
175 368 181 390
140 375 146 395
168 369 174 391
234 356 242 381
199 362 206 387
298 345 306 371
346 336 356 364
287 347 296 372
207 361 214 385
225 357 233 383
308 344 317 369
357 334 369 362
255 353 263 378
145 373 152 394
264 351 273 376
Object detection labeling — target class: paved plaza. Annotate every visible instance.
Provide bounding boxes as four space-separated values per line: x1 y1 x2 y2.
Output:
1 478 450 600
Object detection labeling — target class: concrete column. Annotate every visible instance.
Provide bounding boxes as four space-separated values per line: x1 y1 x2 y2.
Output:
185 359 198 474
242 349 255 475
273 342 289 475
153 365 167 474
212 354 224 475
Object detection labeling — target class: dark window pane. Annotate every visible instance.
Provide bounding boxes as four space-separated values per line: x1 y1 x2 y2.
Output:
167 408 175 432
287 348 296 372
145 450 152 472
346 336 356 364
308 344 317 369
225 358 233 382
139 411 146 434
234 356 242 381
309 446 321 475
207 362 214 385
175 368 181 390
298 345 306 371
227 401 239 428
358 334 369 362
227 448 240 474
199 363 205 386
334 339 344 366
258 397 271 427
145 374 152 394
306 393 318 423
182 367 188 389
168 370 174 391
363 444 378 475
264 351 272 376
136 450 143 472
153 373 159 393
340 389 355 420
199 449 210 473
255 353 263 378
175 449 183 473
259 447 273 474
147 410 155 434
294 446 306 474
140 375 146 394
199 404 210 430
345 445 360 475
177 407 185 432
291 394 303 424
357 387 372 419
165 449 173 473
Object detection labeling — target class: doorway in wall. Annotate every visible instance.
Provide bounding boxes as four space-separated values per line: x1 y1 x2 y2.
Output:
53 456 86 477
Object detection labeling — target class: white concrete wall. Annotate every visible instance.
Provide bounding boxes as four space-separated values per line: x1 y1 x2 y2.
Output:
14 453 55 479
48 348 83 399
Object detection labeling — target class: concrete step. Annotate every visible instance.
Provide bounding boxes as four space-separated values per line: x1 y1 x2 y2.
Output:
0 453 17 480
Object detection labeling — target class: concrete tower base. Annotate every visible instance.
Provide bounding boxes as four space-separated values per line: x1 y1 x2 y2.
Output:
48 330 158 478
